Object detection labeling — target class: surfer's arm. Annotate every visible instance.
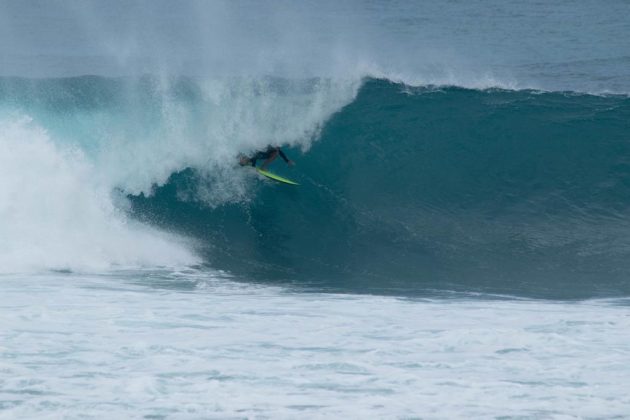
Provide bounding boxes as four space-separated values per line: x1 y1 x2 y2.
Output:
278 149 289 163
278 149 294 166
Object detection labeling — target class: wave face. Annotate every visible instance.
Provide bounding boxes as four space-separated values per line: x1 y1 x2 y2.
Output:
2 73 630 297
125 79 630 299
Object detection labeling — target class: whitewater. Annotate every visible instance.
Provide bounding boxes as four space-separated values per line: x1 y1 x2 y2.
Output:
1 0 630 418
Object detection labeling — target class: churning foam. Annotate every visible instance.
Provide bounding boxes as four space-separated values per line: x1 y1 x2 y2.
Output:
0 115 199 273
95 77 362 200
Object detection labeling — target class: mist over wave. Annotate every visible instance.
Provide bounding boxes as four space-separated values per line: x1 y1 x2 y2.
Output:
2 0 630 93
0 74 360 194
0 73 363 273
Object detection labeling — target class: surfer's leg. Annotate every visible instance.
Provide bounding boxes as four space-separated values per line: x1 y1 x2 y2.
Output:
260 150 279 170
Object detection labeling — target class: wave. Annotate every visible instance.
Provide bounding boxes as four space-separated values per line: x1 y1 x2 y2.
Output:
2 75 630 297
132 79 630 299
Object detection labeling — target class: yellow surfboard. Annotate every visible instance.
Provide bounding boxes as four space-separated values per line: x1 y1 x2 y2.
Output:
256 168 299 185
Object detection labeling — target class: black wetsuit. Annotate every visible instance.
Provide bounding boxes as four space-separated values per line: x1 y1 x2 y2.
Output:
250 146 290 167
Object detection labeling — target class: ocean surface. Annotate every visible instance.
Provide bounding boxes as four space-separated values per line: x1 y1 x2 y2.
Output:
1 0 630 418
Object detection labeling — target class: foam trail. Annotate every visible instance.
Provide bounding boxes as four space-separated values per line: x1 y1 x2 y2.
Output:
0 115 198 273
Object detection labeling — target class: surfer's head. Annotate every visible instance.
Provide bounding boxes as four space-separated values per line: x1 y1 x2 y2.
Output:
238 155 251 166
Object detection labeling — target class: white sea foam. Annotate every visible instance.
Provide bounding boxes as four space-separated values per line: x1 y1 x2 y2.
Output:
0 273 629 418
95 77 361 199
0 116 199 273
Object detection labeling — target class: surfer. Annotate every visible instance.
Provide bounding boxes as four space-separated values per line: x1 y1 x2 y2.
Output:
239 146 295 170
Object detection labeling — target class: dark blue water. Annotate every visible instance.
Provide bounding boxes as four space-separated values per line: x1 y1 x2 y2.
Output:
124 79 630 299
